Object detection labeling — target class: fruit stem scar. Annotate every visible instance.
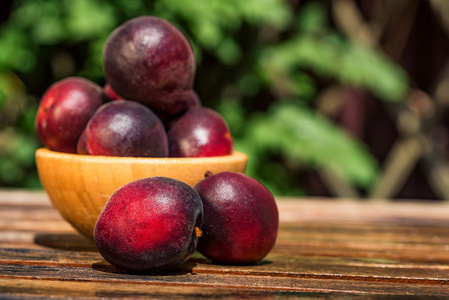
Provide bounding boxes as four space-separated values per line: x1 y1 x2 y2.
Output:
205 170 213 178
195 226 203 237
225 131 232 140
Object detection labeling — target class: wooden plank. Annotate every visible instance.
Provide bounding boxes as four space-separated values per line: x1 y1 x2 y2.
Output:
0 190 50 205
277 198 449 225
0 278 316 299
1 263 449 296
279 223 449 244
2 247 449 285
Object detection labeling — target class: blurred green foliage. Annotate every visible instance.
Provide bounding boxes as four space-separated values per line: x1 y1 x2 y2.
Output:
0 0 409 194
225 101 378 195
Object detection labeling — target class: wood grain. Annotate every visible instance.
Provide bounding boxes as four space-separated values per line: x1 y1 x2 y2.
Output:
1 190 449 298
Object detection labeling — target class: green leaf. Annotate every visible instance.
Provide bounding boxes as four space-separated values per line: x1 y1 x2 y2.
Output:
261 33 409 102
0 159 24 184
237 73 261 97
0 88 5 110
216 37 241 65
65 0 117 41
237 0 293 30
246 102 379 187
297 1 327 33
0 28 35 72
217 99 246 137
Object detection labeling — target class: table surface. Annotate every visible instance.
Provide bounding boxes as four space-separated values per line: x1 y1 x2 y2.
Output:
2 190 449 298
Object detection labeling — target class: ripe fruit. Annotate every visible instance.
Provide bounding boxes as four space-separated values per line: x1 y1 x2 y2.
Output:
194 172 278 264
94 177 203 273
156 90 201 129
103 16 197 117
78 100 168 157
76 129 88 155
167 107 233 157
36 77 106 153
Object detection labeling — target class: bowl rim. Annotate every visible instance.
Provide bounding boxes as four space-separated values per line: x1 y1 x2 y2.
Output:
35 147 248 164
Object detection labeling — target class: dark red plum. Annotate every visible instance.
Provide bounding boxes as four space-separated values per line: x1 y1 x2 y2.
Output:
103 16 196 116
103 83 123 100
36 77 106 153
94 177 203 273
168 107 233 157
156 90 201 128
194 172 278 265
76 129 88 155
78 100 168 157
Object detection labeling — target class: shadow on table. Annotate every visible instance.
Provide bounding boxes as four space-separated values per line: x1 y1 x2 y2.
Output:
92 259 199 276
34 232 97 252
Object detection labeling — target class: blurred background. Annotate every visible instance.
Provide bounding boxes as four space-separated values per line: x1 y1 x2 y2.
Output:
1 0 449 200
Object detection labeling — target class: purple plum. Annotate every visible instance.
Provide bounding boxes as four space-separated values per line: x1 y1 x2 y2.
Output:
103 16 197 117
168 107 233 157
94 177 203 273
194 172 278 264
36 77 106 153
78 100 168 157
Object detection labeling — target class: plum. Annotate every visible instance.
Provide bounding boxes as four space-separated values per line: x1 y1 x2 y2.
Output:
156 90 201 129
167 107 233 157
194 172 278 264
103 16 197 117
36 77 106 153
78 100 168 157
76 129 88 155
103 83 123 101
94 177 203 273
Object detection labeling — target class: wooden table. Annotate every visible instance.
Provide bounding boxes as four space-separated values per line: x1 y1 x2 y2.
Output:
1 190 449 298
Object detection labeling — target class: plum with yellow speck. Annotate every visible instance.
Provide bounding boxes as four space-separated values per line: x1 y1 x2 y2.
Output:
94 177 203 273
194 171 278 265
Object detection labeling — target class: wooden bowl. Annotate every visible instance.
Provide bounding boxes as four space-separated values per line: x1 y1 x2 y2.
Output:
35 148 248 239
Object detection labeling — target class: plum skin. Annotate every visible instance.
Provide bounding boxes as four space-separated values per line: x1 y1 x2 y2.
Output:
78 100 168 157
157 90 201 129
194 172 279 265
94 177 203 273
103 16 197 116
35 77 106 153
168 107 233 157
